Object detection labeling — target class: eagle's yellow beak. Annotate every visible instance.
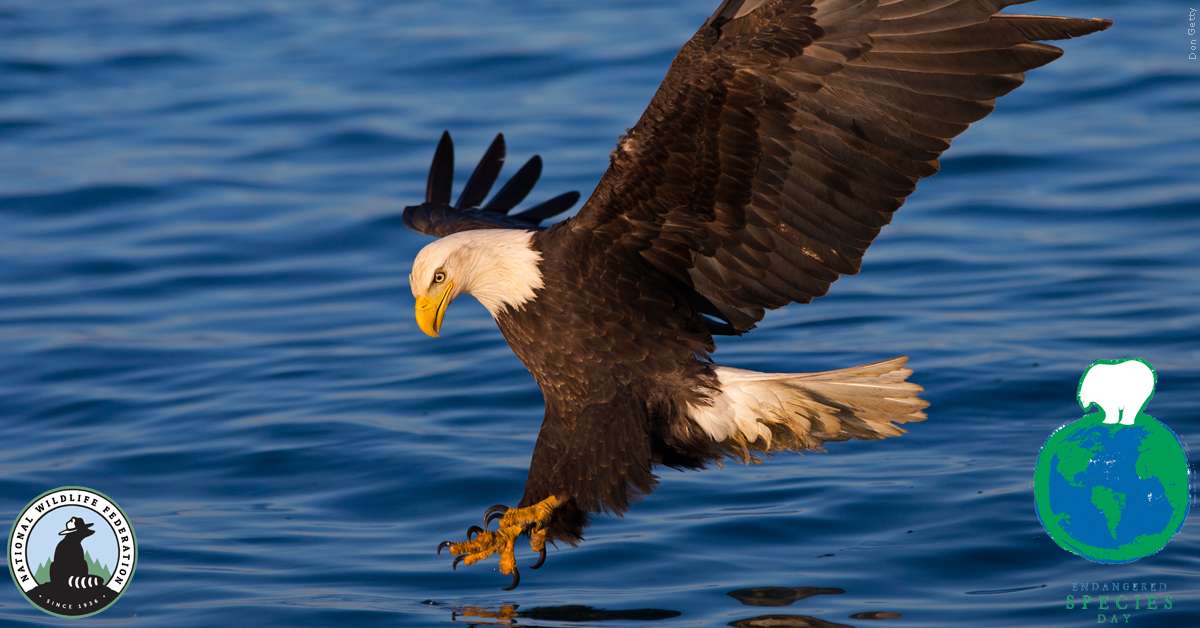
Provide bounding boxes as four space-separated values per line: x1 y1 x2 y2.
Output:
415 281 454 337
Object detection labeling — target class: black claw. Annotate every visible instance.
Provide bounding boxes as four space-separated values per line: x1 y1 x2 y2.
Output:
437 540 452 556
530 547 547 570
466 525 484 540
502 567 521 591
483 504 509 528
452 555 465 571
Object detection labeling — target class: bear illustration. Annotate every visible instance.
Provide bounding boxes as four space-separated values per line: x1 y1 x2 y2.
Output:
1078 360 1156 425
49 516 95 587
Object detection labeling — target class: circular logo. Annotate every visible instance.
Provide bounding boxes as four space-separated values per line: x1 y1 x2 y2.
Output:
1034 360 1192 563
7 487 137 617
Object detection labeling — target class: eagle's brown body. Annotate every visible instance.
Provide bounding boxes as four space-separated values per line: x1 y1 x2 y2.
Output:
403 0 1111 588
497 229 718 540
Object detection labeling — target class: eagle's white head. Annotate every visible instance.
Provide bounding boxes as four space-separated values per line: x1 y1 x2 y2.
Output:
409 229 544 336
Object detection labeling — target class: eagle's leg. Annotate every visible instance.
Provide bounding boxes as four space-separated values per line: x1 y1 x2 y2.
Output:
437 495 562 590
528 527 548 569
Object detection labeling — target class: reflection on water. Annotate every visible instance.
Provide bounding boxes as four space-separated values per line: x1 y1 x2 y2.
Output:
727 587 901 626
728 586 846 607
446 603 681 625
965 584 1047 595
848 611 902 620
729 615 851 628
440 588 907 626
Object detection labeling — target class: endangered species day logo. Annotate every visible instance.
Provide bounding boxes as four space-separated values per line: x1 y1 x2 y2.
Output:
7 487 136 617
1034 359 1192 563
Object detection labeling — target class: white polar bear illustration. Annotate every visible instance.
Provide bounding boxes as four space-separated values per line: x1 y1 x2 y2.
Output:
1077 360 1156 425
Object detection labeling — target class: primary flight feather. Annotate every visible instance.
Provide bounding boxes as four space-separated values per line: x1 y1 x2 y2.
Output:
401 0 1110 589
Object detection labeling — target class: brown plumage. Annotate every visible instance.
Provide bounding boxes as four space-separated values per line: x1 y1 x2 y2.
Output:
575 0 1111 331
404 0 1110 589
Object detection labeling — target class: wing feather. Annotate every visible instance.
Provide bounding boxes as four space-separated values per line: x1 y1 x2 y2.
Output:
403 132 581 237
561 0 1108 330
483 155 541 212
455 134 506 209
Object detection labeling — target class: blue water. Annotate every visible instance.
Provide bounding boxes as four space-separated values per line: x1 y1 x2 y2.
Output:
1049 426 1174 550
0 1 1198 626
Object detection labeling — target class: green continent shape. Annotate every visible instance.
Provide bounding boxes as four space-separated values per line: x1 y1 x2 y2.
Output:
1135 415 1191 518
1035 412 1105 532
1056 428 1102 488
1090 486 1126 539
1035 412 1193 563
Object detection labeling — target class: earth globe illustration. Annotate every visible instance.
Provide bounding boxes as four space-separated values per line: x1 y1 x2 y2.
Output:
1034 360 1191 563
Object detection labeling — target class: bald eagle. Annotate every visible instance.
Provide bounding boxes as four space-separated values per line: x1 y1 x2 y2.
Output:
404 0 1110 589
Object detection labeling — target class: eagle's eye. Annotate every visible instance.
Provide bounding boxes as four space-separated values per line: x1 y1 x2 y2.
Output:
433 271 446 284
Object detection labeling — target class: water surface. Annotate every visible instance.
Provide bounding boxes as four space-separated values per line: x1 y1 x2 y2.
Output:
1 1 1198 626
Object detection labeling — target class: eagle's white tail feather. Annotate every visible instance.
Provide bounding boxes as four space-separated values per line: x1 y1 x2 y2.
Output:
688 356 927 459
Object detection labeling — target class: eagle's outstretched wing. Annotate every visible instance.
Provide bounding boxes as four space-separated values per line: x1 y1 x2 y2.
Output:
563 0 1110 332
403 131 580 237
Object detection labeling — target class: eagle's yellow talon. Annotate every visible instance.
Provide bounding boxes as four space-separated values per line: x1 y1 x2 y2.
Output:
440 496 563 589
529 527 548 569
483 504 509 527
529 526 547 548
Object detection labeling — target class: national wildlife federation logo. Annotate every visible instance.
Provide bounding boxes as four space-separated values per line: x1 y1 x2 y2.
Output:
1034 359 1192 563
7 487 136 617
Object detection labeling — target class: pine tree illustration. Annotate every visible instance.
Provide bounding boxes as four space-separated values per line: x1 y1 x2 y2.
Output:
84 551 111 582
33 559 51 585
